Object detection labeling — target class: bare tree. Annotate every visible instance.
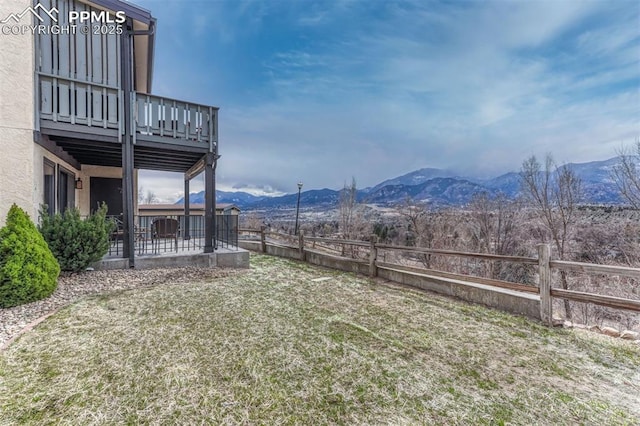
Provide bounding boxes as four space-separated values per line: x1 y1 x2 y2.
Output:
520 154 582 319
396 198 434 267
242 211 264 230
338 178 368 257
468 192 527 281
397 197 430 246
611 139 640 208
338 178 357 237
468 192 520 255
143 190 158 204
137 186 158 204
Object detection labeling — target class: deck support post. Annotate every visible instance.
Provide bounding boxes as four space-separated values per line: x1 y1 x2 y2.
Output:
204 152 215 253
121 19 135 268
184 177 191 240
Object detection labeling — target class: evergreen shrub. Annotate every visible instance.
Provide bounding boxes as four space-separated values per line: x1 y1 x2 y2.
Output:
0 204 60 308
39 203 114 272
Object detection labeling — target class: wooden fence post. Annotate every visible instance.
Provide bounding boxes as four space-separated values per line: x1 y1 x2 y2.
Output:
369 235 378 278
260 226 267 253
298 232 305 261
538 243 552 326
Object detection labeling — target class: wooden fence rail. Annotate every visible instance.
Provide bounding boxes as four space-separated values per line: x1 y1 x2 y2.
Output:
550 260 640 279
376 243 539 264
550 289 640 312
306 236 371 247
238 229 640 325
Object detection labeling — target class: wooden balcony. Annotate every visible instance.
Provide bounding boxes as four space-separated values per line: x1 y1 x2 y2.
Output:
37 74 218 149
134 93 218 150
36 74 219 172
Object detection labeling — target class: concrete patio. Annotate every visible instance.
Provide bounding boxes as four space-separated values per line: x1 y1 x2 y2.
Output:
95 242 249 270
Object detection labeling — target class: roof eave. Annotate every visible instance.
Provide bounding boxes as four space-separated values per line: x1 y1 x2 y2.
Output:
90 0 153 25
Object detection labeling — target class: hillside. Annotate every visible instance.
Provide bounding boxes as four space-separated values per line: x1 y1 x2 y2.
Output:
176 156 628 209
364 177 493 206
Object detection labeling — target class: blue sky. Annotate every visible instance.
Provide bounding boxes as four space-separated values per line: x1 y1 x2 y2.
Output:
135 0 639 201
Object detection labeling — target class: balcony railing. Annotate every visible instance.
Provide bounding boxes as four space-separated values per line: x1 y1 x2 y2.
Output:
38 73 122 132
37 74 218 150
134 94 218 149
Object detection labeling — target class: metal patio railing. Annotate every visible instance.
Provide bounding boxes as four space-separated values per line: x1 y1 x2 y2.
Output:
106 214 238 257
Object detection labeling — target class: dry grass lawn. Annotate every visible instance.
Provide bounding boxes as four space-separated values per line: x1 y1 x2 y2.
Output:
1 254 639 425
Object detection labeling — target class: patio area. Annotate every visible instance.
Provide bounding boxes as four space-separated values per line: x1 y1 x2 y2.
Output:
98 214 249 269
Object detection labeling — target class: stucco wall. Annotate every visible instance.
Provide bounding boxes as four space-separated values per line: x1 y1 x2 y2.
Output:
0 0 35 223
29 150 137 219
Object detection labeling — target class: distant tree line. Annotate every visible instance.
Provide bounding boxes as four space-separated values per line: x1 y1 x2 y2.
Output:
243 142 640 328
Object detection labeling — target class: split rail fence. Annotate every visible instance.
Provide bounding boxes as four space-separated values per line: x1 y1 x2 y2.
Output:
239 228 640 326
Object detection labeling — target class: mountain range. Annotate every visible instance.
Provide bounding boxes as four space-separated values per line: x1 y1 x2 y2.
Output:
176 157 627 209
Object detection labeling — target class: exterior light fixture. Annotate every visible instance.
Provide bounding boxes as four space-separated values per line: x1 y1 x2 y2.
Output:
75 177 83 190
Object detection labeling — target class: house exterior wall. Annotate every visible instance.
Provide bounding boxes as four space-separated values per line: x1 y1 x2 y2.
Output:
0 0 170 232
0 0 35 223
30 154 140 219
0 0 140 224
33 145 81 219
77 165 138 216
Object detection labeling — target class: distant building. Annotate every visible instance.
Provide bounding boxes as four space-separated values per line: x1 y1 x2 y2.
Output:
138 203 240 217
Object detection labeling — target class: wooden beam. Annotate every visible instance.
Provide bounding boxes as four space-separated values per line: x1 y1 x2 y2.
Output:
33 132 81 170
134 134 211 150
39 122 120 142
184 156 206 180
376 262 539 294
305 236 370 247
538 244 552 325
550 260 640 279
375 243 539 264
550 288 640 312
369 235 378 278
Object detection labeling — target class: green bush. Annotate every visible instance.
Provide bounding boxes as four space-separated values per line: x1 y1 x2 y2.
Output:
0 204 60 308
39 203 114 272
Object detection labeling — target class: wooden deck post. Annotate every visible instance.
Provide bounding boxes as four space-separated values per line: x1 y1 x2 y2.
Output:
120 19 135 268
204 152 215 253
184 178 191 240
369 235 378 278
538 243 552 326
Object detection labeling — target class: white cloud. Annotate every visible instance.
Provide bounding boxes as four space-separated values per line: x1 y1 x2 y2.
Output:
136 0 639 196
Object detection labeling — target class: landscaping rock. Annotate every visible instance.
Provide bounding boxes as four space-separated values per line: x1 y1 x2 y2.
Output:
620 330 639 341
1 266 241 349
601 327 621 338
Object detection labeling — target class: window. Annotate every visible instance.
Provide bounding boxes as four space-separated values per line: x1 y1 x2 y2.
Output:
43 159 55 216
58 166 75 213
43 160 76 215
